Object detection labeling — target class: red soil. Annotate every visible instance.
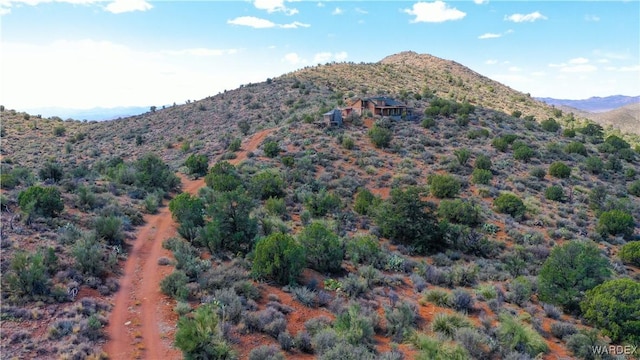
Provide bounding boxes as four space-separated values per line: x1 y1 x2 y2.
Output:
104 128 275 359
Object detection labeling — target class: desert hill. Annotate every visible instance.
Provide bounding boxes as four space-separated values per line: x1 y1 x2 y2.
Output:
1 52 639 360
537 95 640 113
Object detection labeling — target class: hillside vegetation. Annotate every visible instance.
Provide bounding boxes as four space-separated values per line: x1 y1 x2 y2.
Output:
1 51 639 359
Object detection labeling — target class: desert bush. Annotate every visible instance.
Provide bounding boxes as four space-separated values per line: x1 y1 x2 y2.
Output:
334 303 377 347
298 221 343 273
544 185 564 202
4 251 50 300
18 185 64 219
205 161 243 192
201 188 257 254
340 273 368 298
353 188 381 216
263 141 281 158
184 153 208 177
538 240 611 312
345 234 383 267
384 301 418 342
619 241 640 266
550 322 577 339
249 345 284 360
342 136 355 150
472 168 492 185
134 153 180 192
438 199 482 226
39 161 64 182
421 288 453 307
452 289 474 313
628 180 640 197
431 312 472 339
565 329 613 360
368 125 392 148
596 209 635 239
455 327 492 359
160 270 189 300
584 156 603 174
265 197 286 217
73 233 105 277
513 145 535 162
494 192 525 218
428 174 461 198
497 313 548 357
453 149 471 166
292 286 317 308
94 215 124 246
175 303 235 359
548 161 571 179
411 333 469 359
252 233 305 285
251 170 285 199
228 138 241 152
376 186 442 254
474 154 492 170
541 118 561 132
565 141 587 156
305 189 341 217
542 303 562 319
507 276 532 306
529 167 546 180
581 278 640 343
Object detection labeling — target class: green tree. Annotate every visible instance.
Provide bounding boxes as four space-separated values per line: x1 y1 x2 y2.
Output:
252 233 306 285
205 161 242 192
250 170 285 199
263 141 281 158
238 119 250 136
367 125 392 148
184 154 208 177
581 278 640 344
135 153 180 192
541 118 561 132
437 199 482 226
175 303 236 359
428 174 460 198
376 186 441 254
538 241 611 312
18 185 64 219
619 241 640 266
548 161 571 179
597 209 635 239
493 192 525 218
201 189 257 254
298 221 343 273
169 192 205 241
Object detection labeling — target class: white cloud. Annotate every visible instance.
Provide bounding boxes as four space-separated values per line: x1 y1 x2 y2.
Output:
560 64 597 73
162 48 238 57
508 66 522 72
316 2 324 7
485 59 498 65
0 6 10 14
404 1 466 23
473 0 488 4
334 51 348 61
568 57 589 65
283 52 303 65
227 16 309 29
585 14 600 22
254 0 298 15
332 7 342 15
504 11 547 23
478 33 501 39
313 52 332 63
531 71 546 77
105 0 151 14
355 7 367 14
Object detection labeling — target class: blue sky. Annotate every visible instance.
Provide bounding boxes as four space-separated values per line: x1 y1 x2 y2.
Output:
1 0 639 111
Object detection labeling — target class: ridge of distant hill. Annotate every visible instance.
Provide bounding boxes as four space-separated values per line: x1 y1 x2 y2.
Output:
19 106 151 121
536 95 640 113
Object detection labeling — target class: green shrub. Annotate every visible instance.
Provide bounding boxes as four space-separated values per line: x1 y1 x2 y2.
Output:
201 189 257 254
453 149 471 166
541 118 561 132
175 303 235 359
565 329 611 360
513 145 535 162
5 251 50 300
548 161 571 179
0 173 17 189
497 313 548 357
298 222 343 273
581 278 640 343
493 192 525 218
228 138 241 152
474 154 492 170
619 241 640 266
597 209 635 239
160 270 189 300
252 233 305 285
39 162 64 182
544 185 564 202
205 161 242 192
529 167 546 179
353 188 381 216
342 136 355 150
134 153 180 192
431 313 472 339
563 128 576 137
265 196 286 217
263 141 281 158
384 301 417 342
94 215 124 246
604 135 630 151
565 141 587 156
376 186 442 254
437 199 481 226
508 276 532 306
184 154 208 177
72 233 105 277
53 125 66 136
538 240 611 312
18 185 64 218
250 170 285 199
491 137 509 152
422 289 453 307
428 174 460 198
421 117 436 128
345 234 383 266
471 169 492 185
411 333 468 360
579 123 604 138
368 125 393 148
305 189 341 217
584 156 603 174
169 192 205 227
334 303 376 347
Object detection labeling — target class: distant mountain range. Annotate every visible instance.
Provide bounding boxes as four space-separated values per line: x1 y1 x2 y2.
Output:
23 106 151 121
536 95 640 113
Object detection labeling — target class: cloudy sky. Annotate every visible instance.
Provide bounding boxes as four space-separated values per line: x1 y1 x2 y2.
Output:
1 0 639 111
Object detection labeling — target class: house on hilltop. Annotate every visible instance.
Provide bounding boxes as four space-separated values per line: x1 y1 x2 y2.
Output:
323 109 343 126
343 97 413 120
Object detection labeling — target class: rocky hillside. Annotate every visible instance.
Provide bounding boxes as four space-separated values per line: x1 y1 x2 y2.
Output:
1 52 639 360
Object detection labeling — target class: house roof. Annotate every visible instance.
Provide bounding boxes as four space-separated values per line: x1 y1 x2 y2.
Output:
366 97 406 107
323 109 341 116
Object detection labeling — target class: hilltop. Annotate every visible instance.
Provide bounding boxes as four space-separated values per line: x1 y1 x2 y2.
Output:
1 52 639 360
537 95 640 113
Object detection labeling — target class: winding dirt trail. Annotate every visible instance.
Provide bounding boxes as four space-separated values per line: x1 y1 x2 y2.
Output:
104 128 275 359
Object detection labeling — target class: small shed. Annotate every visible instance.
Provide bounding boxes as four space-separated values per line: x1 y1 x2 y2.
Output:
323 109 343 127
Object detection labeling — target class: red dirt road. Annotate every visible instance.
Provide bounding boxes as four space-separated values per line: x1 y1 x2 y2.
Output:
104 128 274 359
